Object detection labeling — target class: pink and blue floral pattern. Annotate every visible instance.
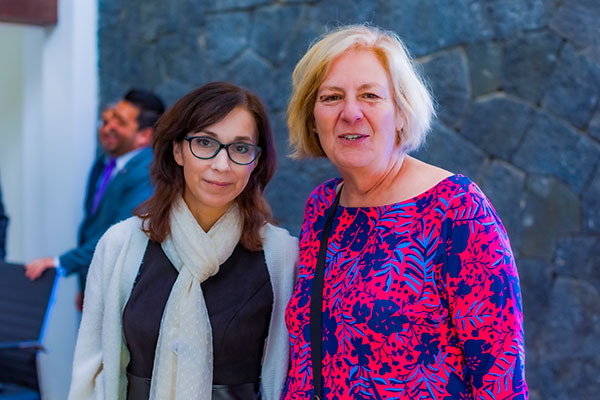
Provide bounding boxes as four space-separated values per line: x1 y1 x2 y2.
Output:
283 175 527 400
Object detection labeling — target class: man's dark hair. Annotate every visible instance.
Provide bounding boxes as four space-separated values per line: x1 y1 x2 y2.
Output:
123 89 166 130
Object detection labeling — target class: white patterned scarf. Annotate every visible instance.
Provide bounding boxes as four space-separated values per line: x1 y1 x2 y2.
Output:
149 196 242 399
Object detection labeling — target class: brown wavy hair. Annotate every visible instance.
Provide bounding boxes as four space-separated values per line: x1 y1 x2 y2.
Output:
134 82 276 251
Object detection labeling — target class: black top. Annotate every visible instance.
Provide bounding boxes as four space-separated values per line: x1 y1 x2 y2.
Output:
122 240 273 385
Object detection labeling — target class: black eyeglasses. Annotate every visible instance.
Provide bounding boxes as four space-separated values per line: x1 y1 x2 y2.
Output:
184 136 261 165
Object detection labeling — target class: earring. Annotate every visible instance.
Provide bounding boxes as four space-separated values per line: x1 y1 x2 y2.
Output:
395 127 404 146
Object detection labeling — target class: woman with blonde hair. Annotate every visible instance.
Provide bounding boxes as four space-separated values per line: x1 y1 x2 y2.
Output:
283 25 527 399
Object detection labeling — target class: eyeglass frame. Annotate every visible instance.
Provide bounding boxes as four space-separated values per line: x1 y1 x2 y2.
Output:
183 135 262 165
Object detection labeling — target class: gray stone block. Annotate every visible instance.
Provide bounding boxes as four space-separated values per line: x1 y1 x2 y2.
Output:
519 175 580 259
217 50 290 111
517 258 552 357
532 356 600 400
137 2 180 42
251 4 307 65
512 112 600 193
484 0 548 37
466 40 503 96
542 0 561 9
98 0 122 14
502 30 562 103
202 12 251 64
118 44 165 91
374 0 493 56
420 49 470 128
267 155 338 235
258 110 309 233
176 1 208 26
155 79 194 108
548 0 600 57
554 235 600 290
159 46 208 90
307 0 379 27
414 122 488 180
582 165 600 234
99 44 129 98
583 42 600 65
278 24 323 72
541 44 600 128
478 160 526 247
460 94 536 160
268 111 292 158
205 0 272 12
535 277 600 399
540 277 600 358
589 109 600 141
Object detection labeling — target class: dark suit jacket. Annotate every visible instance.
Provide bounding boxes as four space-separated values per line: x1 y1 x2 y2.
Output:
59 147 153 288
0 183 7 260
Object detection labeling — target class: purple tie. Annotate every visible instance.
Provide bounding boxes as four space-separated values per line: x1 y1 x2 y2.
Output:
92 158 116 214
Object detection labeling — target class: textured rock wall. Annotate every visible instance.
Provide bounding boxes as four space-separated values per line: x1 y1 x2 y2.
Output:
99 0 600 398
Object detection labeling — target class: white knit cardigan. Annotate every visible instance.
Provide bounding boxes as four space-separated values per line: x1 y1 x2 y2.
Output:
68 216 298 400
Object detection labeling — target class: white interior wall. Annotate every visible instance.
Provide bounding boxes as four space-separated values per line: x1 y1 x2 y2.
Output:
0 23 27 261
0 1 98 262
0 0 98 398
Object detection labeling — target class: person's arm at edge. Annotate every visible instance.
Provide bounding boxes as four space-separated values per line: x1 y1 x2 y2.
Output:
28 169 153 281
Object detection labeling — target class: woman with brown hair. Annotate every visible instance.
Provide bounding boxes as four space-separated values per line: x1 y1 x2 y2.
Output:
68 82 298 400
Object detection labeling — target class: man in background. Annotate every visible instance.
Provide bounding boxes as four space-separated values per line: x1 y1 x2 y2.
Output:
25 89 165 309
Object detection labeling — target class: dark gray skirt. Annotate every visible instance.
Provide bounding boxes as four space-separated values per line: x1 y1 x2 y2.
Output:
126 373 260 400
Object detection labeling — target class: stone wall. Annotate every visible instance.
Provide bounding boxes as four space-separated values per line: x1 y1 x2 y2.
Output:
99 0 600 398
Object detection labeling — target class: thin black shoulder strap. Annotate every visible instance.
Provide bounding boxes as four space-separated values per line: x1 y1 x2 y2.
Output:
310 186 342 400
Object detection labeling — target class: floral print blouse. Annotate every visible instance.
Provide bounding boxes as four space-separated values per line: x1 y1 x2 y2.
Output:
283 175 527 399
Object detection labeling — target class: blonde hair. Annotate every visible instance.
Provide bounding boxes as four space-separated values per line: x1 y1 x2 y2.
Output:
287 24 435 158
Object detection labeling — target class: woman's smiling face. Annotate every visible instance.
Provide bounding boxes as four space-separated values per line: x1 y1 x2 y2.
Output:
173 106 258 225
313 48 404 174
